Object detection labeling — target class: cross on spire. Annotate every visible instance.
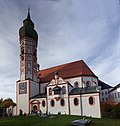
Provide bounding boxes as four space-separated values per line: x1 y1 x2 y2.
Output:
27 8 31 20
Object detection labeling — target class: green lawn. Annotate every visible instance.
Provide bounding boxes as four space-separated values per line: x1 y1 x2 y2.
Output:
0 115 120 126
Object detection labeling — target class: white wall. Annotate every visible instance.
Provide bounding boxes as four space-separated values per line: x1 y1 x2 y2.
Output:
47 97 69 115
109 89 120 103
16 80 29 115
81 93 101 118
69 95 81 115
39 98 47 114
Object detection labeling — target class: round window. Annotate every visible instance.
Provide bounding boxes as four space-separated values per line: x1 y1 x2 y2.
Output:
60 99 65 106
42 100 45 107
74 98 79 106
89 97 94 105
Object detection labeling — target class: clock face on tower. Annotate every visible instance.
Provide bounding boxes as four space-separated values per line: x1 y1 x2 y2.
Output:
19 82 27 94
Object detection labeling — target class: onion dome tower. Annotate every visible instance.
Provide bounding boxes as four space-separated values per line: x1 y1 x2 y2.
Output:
19 8 38 81
16 9 40 115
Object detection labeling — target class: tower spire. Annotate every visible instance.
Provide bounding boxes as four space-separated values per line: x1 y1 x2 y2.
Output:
27 8 31 20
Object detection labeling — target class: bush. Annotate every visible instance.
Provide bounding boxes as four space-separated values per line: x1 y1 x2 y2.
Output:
100 101 114 112
101 102 120 118
111 103 120 118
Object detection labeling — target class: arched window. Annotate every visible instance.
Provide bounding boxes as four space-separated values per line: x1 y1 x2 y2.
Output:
49 88 52 95
21 48 24 54
27 48 31 53
74 82 79 88
42 100 45 107
62 86 66 94
21 56 24 61
60 99 65 106
74 98 79 106
86 81 91 87
89 97 95 105
51 99 55 107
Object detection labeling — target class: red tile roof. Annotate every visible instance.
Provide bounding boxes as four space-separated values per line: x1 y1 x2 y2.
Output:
38 60 97 83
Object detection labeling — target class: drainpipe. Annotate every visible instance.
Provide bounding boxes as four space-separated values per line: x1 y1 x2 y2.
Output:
80 93 83 116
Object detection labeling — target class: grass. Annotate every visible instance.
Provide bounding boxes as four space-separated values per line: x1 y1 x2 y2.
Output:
0 115 120 126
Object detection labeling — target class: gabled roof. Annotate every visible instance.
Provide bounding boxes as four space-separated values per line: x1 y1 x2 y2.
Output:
109 83 120 93
38 60 97 83
98 80 113 90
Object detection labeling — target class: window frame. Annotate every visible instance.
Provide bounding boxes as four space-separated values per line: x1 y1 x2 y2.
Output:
50 99 55 107
74 82 79 88
49 88 52 95
74 97 79 106
60 99 65 107
89 96 95 106
62 86 66 94
42 100 45 107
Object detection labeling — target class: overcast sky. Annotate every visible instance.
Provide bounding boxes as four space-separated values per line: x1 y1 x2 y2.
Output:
0 0 120 101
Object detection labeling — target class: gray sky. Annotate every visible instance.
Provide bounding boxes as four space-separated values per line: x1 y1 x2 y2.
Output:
0 0 120 101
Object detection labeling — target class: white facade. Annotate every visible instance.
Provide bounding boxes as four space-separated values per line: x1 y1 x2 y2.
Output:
100 88 112 102
109 86 120 103
30 75 101 118
81 93 101 118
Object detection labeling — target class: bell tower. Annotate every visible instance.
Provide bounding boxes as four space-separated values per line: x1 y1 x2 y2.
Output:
19 8 38 82
16 9 39 115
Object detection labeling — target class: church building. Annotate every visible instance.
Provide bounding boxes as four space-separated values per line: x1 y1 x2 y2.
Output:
16 10 101 118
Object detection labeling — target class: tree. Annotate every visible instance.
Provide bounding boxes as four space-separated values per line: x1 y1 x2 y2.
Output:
0 98 16 108
0 98 4 108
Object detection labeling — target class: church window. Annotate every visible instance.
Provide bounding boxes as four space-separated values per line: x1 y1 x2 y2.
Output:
27 70 31 74
21 56 24 61
49 88 52 95
51 99 55 107
21 48 24 54
86 81 91 87
54 90 61 95
89 97 95 105
62 86 66 94
53 86 61 95
27 63 31 68
74 98 79 106
118 92 120 98
60 99 65 106
27 48 31 53
42 100 45 107
74 82 79 88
